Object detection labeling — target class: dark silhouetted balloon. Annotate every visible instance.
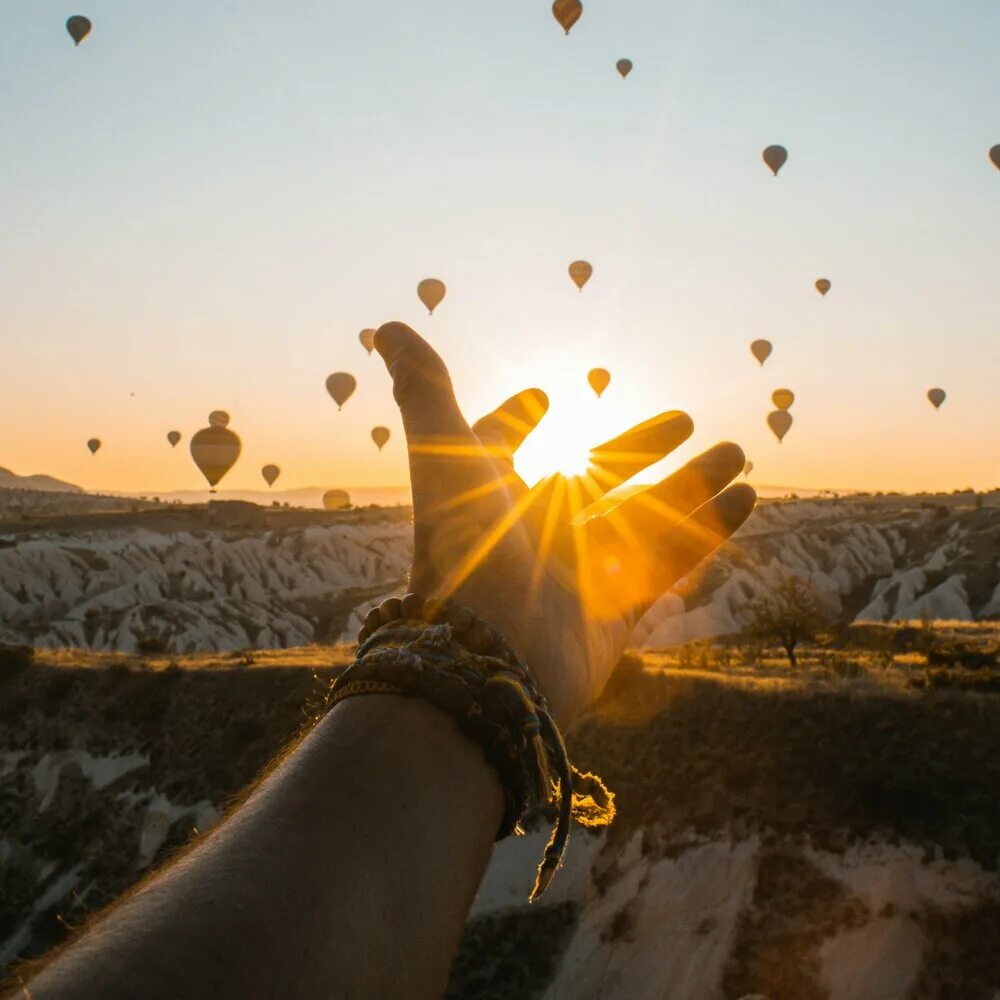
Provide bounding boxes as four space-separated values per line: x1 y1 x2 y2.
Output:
359 328 376 355
208 410 230 429
815 278 831 296
569 260 592 291
262 464 280 487
989 145 1000 171
87 438 101 455
325 373 357 410
762 145 787 176
588 368 611 398
750 339 772 366
417 279 446 315
66 15 91 45
927 388 946 409
167 431 181 448
552 0 582 34
767 410 793 443
190 426 241 489
616 59 632 79
772 388 794 411
323 489 351 511
371 426 390 451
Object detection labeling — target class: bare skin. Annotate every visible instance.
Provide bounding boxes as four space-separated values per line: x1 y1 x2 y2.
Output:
10 322 755 999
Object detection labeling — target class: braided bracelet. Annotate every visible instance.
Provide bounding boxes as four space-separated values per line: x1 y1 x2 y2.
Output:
326 593 615 900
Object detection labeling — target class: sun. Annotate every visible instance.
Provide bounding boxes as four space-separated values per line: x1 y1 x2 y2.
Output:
514 376 611 485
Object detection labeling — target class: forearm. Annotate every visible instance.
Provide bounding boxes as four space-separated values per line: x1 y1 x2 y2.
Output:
19 696 503 1000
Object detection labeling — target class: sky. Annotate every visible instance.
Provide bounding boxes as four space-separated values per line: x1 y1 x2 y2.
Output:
1 0 998 496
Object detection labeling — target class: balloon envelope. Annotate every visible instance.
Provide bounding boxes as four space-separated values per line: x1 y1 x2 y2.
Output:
323 489 351 511
66 15 91 45
208 410 230 429
588 368 611 398
190 426 241 488
262 464 280 487
616 59 632 78
989 145 1000 171
325 372 357 410
417 278 446 315
167 431 181 448
815 278 831 296
569 260 592 291
762 145 788 176
87 438 101 455
371 426 390 451
767 410 793 443
552 0 582 34
927 388 946 409
359 328 376 355
750 339 772 366
772 388 795 411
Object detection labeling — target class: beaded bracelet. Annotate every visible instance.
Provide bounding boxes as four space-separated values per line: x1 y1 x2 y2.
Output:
326 593 615 900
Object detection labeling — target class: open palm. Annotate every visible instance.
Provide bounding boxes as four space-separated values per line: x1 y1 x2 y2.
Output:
376 321 756 726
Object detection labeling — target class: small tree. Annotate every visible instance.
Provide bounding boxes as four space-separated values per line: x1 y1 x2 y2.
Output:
746 574 831 668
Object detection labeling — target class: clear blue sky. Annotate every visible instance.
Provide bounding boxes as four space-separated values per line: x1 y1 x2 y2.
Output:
2 0 998 493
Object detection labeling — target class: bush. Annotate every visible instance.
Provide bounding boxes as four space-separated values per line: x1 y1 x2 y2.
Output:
927 645 997 670
136 635 170 656
0 644 33 684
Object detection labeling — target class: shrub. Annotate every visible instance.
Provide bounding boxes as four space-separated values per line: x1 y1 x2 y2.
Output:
136 635 170 656
0 644 33 684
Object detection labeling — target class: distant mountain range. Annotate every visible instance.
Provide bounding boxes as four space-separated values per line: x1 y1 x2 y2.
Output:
0 467 81 493
122 486 412 509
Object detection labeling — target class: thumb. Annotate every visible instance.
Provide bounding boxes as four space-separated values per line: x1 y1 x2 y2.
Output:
375 321 473 441
374 321 500 537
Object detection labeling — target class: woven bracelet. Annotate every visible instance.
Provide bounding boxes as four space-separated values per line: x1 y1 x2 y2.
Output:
326 593 615 900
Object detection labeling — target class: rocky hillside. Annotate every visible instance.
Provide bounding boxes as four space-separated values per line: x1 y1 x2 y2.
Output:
1 655 998 996
0 492 997 654
633 493 1000 646
0 503 411 653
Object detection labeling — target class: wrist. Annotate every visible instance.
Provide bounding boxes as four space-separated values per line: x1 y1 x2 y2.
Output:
319 693 505 831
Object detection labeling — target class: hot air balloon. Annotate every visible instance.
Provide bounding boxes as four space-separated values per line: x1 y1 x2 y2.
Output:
762 145 787 176
989 145 1000 171
371 426 390 451
815 278 831 296
616 59 632 79
66 15 91 45
323 489 351 511
750 340 773 366
927 388 946 410
190 425 241 491
772 388 795 411
262 464 280 487
552 0 582 34
87 438 101 455
167 431 181 448
325 372 357 410
767 410 793 443
588 368 611 398
568 260 592 291
359 328 376 355
417 278 446 315
743 460 754 476
208 410 230 429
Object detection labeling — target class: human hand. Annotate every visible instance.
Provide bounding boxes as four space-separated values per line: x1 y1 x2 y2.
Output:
375 321 756 726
